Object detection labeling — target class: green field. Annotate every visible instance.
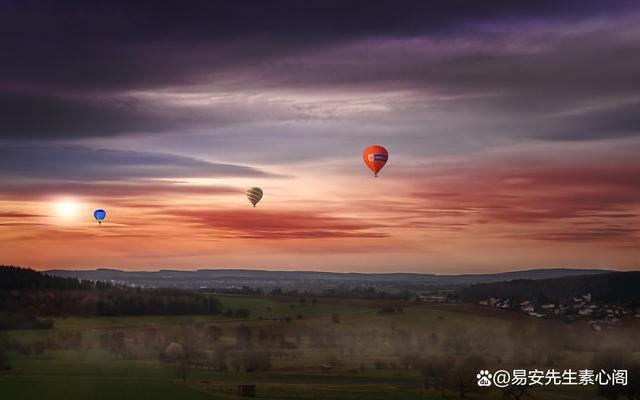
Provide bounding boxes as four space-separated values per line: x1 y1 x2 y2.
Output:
0 296 625 399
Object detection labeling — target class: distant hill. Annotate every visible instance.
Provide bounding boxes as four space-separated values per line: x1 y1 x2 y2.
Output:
44 267 614 291
460 272 640 304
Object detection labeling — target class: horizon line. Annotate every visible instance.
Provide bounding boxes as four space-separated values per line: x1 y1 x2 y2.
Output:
32 266 634 276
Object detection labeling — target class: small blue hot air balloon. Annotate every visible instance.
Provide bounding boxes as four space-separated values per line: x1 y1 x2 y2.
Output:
93 209 106 225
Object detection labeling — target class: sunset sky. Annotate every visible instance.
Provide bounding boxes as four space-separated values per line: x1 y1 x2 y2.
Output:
1 1 639 273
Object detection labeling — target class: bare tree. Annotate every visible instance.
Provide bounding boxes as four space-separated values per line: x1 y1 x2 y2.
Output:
0 332 9 371
164 342 188 382
624 362 640 400
448 354 486 398
211 347 228 371
243 349 272 372
206 325 223 343
443 325 471 355
593 351 632 400
502 385 531 400
420 355 451 397
235 325 253 348
109 331 126 359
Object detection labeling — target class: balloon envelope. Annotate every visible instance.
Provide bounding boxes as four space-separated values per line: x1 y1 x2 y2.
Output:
93 209 106 224
246 187 263 207
363 145 388 177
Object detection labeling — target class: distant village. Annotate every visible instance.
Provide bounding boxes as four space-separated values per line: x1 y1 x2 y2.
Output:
477 293 640 330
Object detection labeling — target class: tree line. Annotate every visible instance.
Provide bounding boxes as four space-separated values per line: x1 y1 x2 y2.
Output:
0 266 227 329
460 272 640 305
0 265 107 291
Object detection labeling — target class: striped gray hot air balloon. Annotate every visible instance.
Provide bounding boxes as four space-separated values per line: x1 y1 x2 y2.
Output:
246 187 263 207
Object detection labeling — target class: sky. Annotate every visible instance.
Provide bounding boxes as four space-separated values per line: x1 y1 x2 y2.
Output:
1 1 639 273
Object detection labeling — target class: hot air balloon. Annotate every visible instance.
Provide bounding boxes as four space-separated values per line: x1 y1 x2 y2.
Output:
246 187 263 207
93 209 106 225
363 145 388 177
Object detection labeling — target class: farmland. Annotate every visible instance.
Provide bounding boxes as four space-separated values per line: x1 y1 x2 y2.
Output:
2 295 627 399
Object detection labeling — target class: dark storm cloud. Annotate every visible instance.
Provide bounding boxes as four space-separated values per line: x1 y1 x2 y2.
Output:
229 19 640 140
0 145 275 181
544 101 640 141
0 92 176 140
1 0 639 145
0 91 255 140
0 0 629 94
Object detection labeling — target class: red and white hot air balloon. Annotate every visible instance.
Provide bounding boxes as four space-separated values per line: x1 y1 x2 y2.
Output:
362 145 388 177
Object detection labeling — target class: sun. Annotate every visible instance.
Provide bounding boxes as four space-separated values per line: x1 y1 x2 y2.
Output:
55 200 80 219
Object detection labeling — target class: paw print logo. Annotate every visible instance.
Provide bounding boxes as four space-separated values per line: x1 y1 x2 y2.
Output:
477 370 493 387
